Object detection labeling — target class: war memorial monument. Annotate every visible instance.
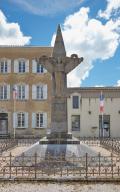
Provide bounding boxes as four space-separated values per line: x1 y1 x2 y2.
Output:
24 25 97 159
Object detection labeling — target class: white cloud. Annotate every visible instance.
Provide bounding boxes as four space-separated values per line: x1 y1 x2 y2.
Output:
116 80 120 86
51 7 120 87
0 10 31 45
9 0 83 16
94 85 105 87
98 0 120 19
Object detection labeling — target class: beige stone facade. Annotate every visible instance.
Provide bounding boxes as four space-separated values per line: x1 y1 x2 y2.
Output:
67 88 120 138
0 46 52 138
0 47 120 138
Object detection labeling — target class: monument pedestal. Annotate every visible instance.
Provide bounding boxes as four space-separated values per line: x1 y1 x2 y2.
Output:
39 132 80 144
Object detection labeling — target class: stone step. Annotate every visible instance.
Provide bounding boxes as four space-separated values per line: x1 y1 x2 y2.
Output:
39 140 80 145
46 132 72 139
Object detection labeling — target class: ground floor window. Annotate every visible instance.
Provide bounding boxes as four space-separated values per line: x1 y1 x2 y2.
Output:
36 113 44 128
71 115 80 131
99 115 110 137
32 112 47 128
13 112 28 128
17 113 25 128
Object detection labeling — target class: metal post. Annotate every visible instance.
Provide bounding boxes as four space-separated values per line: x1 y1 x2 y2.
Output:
9 152 12 179
85 153 88 179
13 99 16 139
101 113 104 138
98 152 101 176
34 153 37 179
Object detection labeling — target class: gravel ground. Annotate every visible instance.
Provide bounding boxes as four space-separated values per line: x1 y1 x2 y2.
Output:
0 182 120 192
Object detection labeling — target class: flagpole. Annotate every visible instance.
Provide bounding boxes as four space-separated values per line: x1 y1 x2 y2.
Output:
13 96 16 139
13 86 17 140
101 112 104 138
100 91 104 138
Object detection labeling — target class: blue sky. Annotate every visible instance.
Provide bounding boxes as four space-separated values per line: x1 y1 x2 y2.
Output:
0 0 120 87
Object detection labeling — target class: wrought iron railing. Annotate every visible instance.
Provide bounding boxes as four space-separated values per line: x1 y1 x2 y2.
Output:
0 152 119 180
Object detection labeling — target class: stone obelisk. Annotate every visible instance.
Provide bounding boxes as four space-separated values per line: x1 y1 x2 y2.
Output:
37 25 83 143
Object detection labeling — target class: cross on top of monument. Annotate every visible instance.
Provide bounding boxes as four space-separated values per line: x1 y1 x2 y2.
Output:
52 24 66 58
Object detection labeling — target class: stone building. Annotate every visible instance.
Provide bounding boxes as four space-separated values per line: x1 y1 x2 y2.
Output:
0 46 120 138
67 87 120 138
0 46 52 138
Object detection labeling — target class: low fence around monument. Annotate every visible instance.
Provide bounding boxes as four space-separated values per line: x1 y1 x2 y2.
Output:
0 152 120 181
1 137 120 155
0 137 120 181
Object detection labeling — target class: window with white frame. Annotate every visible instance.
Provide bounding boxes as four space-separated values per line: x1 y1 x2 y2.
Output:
18 60 25 73
17 112 25 128
32 84 47 100
0 85 10 100
13 112 28 128
0 59 11 73
36 85 44 99
32 59 47 74
36 63 44 73
36 113 44 128
71 115 80 131
17 85 25 100
32 112 47 128
72 96 79 109
14 59 29 73
14 84 29 100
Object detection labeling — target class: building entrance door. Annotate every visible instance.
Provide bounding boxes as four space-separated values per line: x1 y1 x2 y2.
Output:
0 113 8 135
99 115 110 138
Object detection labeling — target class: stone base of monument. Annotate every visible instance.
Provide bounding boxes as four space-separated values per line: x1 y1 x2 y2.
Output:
39 132 80 144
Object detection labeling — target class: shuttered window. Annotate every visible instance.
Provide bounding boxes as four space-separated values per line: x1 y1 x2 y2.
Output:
32 59 47 74
13 112 28 128
32 84 47 100
14 59 29 73
14 84 29 100
32 112 47 128
0 59 11 73
0 85 10 100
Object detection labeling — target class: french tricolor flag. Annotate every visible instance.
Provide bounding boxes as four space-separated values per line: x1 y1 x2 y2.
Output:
99 92 104 113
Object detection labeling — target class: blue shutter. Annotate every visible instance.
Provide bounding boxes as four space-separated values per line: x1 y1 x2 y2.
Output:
13 112 17 128
32 113 36 128
14 60 18 73
25 112 28 128
32 59 37 73
32 85 36 99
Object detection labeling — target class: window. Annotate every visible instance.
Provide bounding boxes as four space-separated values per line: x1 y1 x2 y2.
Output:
36 113 44 128
71 115 80 131
99 115 110 137
0 85 8 100
18 61 25 73
32 112 47 128
72 96 79 109
17 113 25 128
32 59 47 74
32 84 47 100
0 61 8 73
13 112 28 128
17 85 25 100
36 85 44 99
37 63 44 73
14 59 29 73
